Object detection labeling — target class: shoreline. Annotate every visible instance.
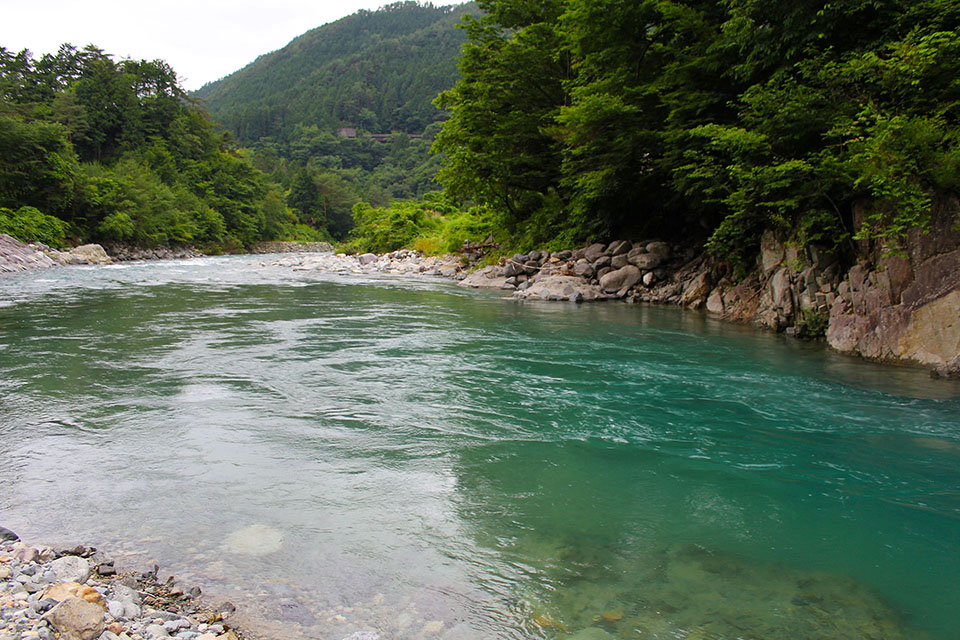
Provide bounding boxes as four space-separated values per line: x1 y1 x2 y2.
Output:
2 231 957 377
0 528 254 640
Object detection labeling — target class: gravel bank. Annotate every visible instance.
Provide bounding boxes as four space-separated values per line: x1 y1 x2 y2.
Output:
0 529 251 640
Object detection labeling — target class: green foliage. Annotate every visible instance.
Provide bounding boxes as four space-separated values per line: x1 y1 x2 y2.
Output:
0 44 319 249
194 3 473 144
797 310 829 339
432 0 959 266
343 194 495 255
0 206 70 247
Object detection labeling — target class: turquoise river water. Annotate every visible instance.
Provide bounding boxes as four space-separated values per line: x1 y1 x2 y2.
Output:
1 256 958 640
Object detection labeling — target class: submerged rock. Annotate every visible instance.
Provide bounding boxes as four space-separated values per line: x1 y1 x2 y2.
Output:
222 524 284 555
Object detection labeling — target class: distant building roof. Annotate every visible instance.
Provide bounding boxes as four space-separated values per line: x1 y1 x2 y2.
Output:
337 127 357 138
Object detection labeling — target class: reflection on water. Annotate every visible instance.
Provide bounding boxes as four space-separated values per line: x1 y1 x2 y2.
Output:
0 256 958 639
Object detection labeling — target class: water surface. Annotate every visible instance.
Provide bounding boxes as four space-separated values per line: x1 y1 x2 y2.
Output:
1 256 958 640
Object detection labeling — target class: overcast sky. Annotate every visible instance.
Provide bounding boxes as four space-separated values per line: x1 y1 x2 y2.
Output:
1 0 469 91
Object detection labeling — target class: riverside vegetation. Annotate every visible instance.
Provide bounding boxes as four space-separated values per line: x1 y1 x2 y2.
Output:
2 0 958 372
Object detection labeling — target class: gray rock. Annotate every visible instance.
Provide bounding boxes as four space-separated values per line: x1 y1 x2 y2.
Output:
49 557 90 584
43 598 105 640
607 240 632 256
599 265 642 293
163 620 190 633
110 584 140 607
0 526 19 542
629 252 665 270
69 244 113 265
357 253 378 266
515 275 603 302
706 288 725 314
593 255 611 270
502 261 520 277
106 601 125 620
145 624 170 639
573 262 595 278
583 243 607 261
341 633 381 640
610 254 629 269
646 241 670 257
681 272 713 308
552 250 573 261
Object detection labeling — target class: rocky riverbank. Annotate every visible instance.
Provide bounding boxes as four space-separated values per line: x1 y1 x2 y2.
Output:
0 235 206 274
270 230 958 376
266 250 466 278
0 528 250 640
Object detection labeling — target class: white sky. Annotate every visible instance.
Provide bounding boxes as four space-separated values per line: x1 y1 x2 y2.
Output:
1 0 469 91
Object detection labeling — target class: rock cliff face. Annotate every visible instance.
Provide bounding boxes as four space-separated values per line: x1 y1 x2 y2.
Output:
825 199 960 376
459 200 959 375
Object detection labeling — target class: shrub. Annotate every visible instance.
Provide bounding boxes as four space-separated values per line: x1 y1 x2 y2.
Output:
0 206 70 247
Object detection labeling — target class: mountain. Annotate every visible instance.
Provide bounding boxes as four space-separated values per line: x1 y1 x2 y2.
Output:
193 1 476 146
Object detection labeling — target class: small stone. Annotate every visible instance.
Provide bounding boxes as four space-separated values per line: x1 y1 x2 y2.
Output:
145 624 170 639
341 633 380 640
49 557 91 585
106 623 124 635
0 527 18 542
600 610 623 622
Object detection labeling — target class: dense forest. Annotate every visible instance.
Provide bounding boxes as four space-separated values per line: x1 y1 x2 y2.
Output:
189 2 476 238
430 0 960 268
195 2 471 143
0 45 324 250
3 0 958 266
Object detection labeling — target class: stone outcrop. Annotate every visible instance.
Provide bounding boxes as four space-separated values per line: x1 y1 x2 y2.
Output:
453 211 959 374
0 234 56 272
825 199 960 373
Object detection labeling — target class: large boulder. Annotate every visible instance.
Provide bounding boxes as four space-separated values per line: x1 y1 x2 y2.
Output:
599 265 641 293
514 275 604 302
70 244 112 265
459 265 508 289
49 556 91 584
607 240 632 256
681 272 713 308
573 261 595 278
43 597 105 640
629 252 665 270
583 243 607 261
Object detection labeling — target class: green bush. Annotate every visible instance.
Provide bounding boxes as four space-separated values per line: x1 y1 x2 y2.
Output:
0 206 70 248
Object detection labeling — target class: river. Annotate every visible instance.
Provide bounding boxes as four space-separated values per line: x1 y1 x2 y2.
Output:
1 256 958 640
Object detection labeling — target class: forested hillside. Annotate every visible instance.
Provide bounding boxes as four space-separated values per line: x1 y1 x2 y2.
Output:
0 45 323 250
194 1 473 144
430 0 960 268
189 2 475 241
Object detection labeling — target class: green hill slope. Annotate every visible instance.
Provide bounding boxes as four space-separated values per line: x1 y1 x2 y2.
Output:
193 1 475 145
